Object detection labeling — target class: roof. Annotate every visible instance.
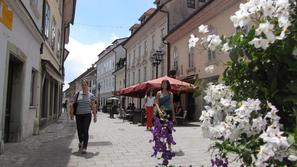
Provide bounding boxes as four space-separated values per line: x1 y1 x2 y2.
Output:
139 8 156 21
95 37 128 64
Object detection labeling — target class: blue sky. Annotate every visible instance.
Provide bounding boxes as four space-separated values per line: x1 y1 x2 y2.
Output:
64 0 155 89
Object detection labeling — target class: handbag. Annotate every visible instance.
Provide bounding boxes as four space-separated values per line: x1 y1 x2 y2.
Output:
73 92 80 115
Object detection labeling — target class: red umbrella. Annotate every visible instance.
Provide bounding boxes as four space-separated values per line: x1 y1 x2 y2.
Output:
117 76 194 97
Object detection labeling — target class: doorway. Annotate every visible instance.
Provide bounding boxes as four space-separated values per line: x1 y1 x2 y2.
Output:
4 55 24 142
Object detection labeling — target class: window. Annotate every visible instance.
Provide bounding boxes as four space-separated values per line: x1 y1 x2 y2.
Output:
138 69 141 83
144 41 147 55
188 47 194 68
138 45 141 60
133 72 135 84
199 0 206 2
152 34 155 51
208 49 216 61
57 30 60 58
128 53 131 66
43 1 50 38
128 73 130 85
30 69 37 106
187 0 195 8
133 50 135 64
51 17 56 51
144 66 147 81
152 65 155 79
173 47 178 72
161 28 165 39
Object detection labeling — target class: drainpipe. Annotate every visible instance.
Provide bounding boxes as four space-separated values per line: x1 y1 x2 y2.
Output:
159 8 170 75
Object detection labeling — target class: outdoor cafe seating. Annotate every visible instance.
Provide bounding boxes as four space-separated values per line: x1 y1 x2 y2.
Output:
114 76 194 126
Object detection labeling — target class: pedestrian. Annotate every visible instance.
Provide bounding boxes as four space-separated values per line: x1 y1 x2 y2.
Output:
70 79 97 154
64 100 69 120
144 89 155 131
110 101 116 119
155 79 176 150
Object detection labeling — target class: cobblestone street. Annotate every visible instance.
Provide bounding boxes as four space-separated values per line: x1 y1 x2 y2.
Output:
0 112 230 167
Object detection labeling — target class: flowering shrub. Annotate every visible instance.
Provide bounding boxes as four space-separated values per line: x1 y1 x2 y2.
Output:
189 0 297 166
150 117 176 166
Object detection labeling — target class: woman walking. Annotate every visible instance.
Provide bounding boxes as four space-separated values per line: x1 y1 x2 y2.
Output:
154 79 176 149
70 79 97 154
144 89 155 131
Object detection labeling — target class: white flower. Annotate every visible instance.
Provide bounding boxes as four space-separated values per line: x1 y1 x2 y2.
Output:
293 47 297 56
207 34 222 51
261 1 275 18
278 16 291 29
249 37 270 49
222 43 231 52
288 155 297 161
251 117 266 134
256 21 276 43
257 144 275 162
198 24 209 33
276 29 286 40
188 34 199 48
205 65 215 73
230 10 251 28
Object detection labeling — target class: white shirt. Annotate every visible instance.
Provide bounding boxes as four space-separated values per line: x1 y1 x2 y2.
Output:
145 96 155 107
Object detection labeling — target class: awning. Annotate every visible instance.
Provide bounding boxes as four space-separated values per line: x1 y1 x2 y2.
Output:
117 76 195 97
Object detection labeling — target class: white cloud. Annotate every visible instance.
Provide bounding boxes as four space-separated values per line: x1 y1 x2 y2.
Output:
64 37 108 90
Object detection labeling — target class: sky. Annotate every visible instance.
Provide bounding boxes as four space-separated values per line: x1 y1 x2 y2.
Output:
64 0 155 90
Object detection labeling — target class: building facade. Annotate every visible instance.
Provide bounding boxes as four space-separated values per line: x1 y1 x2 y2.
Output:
165 0 242 120
112 38 127 107
124 8 168 108
67 66 96 100
0 0 76 153
96 45 116 107
156 0 209 31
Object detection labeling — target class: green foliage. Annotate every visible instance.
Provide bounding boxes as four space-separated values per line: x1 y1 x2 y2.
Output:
205 2 297 166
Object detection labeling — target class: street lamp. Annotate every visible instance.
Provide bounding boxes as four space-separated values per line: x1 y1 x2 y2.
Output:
150 50 164 78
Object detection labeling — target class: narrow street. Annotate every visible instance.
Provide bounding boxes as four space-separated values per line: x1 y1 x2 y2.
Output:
0 112 217 167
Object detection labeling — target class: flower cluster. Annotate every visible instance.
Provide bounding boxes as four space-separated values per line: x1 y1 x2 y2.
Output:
232 0 293 49
189 0 295 52
150 117 176 166
211 155 229 167
200 83 297 166
188 0 297 166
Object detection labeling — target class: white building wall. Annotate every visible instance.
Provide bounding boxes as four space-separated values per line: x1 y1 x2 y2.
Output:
97 52 115 105
0 0 42 149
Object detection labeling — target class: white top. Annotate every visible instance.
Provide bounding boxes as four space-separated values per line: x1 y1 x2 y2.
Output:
145 95 155 107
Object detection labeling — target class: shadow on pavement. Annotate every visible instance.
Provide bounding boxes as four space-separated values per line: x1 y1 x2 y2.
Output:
72 151 99 159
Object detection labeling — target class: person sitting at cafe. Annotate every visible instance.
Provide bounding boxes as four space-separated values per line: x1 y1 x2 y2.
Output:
131 102 135 111
174 101 183 117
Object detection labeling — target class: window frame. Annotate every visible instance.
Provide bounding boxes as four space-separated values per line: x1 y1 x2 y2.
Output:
187 0 196 9
188 47 194 68
51 16 56 51
43 1 50 39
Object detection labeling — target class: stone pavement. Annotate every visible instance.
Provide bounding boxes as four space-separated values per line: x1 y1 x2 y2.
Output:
0 112 239 167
